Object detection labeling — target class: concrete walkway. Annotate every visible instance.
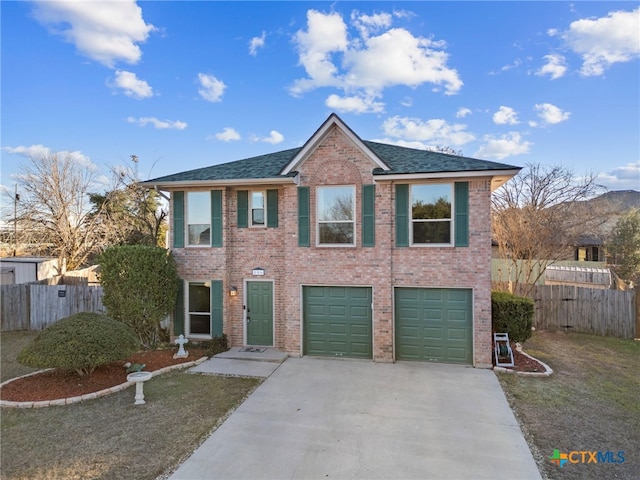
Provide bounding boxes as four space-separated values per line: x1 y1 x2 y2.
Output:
170 357 541 480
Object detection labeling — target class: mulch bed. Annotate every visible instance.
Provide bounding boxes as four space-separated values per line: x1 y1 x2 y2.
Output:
0 349 207 402
496 344 548 373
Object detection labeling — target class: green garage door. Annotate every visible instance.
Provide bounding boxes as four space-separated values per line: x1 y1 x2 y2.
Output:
303 286 372 359
395 288 472 364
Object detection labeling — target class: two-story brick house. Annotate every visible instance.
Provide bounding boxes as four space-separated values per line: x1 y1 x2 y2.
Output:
142 114 520 367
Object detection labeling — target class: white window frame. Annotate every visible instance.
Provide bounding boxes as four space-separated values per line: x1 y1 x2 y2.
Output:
250 190 266 228
185 280 212 339
409 183 454 247
186 191 211 247
316 185 356 247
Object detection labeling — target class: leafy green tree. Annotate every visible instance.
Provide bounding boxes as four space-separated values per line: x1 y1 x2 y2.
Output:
18 313 139 376
606 208 640 286
99 245 180 349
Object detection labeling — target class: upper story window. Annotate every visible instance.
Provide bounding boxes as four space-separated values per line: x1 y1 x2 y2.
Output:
317 186 355 246
187 191 210 246
251 191 265 227
411 184 452 245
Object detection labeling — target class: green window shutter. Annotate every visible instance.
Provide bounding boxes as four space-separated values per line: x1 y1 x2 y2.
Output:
173 280 184 336
395 184 409 247
298 186 310 247
211 190 223 247
210 280 223 337
362 184 375 247
173 191 185 248
454 182 469 247
267 189 278 228
237 190 248 228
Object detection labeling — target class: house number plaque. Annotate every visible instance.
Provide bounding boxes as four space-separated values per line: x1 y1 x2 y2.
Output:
252 268 265 276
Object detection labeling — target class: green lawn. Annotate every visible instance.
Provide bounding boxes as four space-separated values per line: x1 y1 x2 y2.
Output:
498 330 640 480
1 331 261 480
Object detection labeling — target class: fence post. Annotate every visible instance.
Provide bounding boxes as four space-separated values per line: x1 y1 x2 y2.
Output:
635 286 639 339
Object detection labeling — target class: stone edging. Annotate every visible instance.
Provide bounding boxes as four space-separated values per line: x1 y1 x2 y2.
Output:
493 343 553 377
0 356 209 409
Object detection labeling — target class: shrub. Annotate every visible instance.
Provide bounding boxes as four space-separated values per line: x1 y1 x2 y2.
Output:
99 245 180 349
491 291 534 343
17 312 140 376
188 334 229 357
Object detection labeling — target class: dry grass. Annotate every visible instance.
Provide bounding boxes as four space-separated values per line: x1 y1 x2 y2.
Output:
1 331 261 480
1 331 39 382
498 330 640 480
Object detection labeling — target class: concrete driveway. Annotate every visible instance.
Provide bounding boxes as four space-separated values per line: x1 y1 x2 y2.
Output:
169 357 541 480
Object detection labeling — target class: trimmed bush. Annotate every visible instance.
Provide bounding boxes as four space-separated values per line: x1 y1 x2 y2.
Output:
17 312 140 376
99 245 180 349
491 291 534 343
189 334 229 357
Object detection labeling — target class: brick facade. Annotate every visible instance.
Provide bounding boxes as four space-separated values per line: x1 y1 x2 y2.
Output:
164 120 511 368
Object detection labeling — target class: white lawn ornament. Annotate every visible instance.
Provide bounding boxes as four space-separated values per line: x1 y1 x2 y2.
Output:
174 334 189 358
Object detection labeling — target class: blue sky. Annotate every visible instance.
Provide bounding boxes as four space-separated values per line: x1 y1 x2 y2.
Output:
1 1 639 210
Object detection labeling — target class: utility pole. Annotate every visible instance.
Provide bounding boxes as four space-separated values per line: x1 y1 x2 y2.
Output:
13 184 20 257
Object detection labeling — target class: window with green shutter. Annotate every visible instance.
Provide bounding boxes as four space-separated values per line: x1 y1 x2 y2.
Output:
237 190 278 228
267 189 278 228
395 184 409 247
237 191 248 228
210 280 223 337
174 280 184 335
173 191 185 248
362 184 375 247
211 190 222 247
298 186 310 247
454 182 469 247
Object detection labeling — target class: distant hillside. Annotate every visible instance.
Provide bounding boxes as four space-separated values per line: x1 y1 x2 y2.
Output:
587 190 640 212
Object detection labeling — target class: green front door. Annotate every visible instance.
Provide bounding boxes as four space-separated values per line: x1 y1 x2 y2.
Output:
395 288 472 364
246 281 273 346
303 286 372 359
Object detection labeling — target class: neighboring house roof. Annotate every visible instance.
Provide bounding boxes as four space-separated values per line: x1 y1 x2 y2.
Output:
141 113 520 189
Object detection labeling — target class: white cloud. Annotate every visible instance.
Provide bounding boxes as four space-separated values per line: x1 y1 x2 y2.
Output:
3 144 96 169
536 54 567 80
198 73 226 102
596 162 640 190
493 106 520 125
326 94 384 114
351 10 393 38
249 31 266 56
489 58 523 75
381 116 475 146
456 107 471 118
534 103 571 125
474 132 532 160
32 0 155 67
561 8 640 76
127 116 187 130
111 70 153 99
290 9 462 101
214 127 241 142
251 130 284 145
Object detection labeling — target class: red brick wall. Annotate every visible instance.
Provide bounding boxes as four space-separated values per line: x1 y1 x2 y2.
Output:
170 126 495 367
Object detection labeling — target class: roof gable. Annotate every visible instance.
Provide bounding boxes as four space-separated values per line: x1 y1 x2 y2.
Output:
142 113 521 188
279 113 390 175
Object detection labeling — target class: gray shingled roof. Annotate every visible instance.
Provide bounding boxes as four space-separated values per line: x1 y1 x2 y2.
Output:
144 140 519 185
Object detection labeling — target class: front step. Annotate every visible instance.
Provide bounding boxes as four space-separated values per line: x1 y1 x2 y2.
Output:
214 347 288 363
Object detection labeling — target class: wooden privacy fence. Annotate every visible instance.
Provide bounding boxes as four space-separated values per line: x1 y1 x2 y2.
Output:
518 285 636 338
1 284 105 331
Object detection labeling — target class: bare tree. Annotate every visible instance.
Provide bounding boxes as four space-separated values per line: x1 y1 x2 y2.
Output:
89 166 168 247
14 153 112 272
492 163 607 294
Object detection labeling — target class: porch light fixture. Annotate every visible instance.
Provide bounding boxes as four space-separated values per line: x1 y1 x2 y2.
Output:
229 286 238 296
